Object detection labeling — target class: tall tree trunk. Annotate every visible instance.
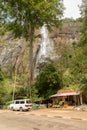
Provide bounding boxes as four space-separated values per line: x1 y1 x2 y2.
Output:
28 26 34 99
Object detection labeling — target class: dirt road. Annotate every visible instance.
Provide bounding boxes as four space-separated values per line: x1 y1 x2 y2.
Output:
0 109 87 130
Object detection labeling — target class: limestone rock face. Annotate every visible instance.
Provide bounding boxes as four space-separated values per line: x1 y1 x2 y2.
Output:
0 34 28 75
0 22 80 77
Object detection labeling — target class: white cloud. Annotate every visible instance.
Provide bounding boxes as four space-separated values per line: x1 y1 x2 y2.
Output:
63 0 82 19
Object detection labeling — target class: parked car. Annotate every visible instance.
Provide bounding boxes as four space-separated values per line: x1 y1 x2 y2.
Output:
9 99 32 111
32 103 39 109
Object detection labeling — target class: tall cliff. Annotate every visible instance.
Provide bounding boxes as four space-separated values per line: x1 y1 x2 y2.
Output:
0 22 81 78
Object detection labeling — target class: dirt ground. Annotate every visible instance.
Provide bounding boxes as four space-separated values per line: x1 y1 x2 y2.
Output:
29 107 87 120
1 107 87 120
0 108 87 130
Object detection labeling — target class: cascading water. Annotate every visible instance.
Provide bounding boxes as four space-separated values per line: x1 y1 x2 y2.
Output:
40 24 47 56
34 24 56 77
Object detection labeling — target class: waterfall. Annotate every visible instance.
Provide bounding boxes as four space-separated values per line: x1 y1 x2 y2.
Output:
34 24 56 77
40 24 48 56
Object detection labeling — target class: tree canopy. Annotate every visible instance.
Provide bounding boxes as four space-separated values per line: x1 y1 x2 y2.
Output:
35 64 62 99
80 0 87 45
1 0 64 39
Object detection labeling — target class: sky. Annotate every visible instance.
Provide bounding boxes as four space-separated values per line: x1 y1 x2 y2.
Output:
63 0 82 19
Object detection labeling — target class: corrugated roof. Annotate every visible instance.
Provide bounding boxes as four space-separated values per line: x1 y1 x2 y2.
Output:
50 90 82 98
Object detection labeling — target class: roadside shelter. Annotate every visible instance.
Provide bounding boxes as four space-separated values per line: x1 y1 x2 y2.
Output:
50 89 83 106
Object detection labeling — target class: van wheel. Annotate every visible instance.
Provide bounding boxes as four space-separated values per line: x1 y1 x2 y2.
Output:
28 108 31 111
19 107 23 112
11 107 14 111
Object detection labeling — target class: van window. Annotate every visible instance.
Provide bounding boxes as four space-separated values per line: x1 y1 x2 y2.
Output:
15 101 19 104
20 100 25 104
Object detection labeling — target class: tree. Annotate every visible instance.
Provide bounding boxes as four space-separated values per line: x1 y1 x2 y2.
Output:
0 71 13 104
70 47 87 83
1 0 64 98
78 0 87 92
35 64 62 99
80 0 87 46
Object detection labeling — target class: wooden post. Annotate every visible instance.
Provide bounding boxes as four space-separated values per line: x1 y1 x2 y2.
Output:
73 95 75 106
80 94 83 105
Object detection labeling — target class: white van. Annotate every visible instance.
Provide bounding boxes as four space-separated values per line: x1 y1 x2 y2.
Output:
9 99 32 111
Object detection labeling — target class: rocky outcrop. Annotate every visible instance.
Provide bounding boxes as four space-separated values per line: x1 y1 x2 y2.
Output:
50 22 81 45
0 33 28 75
0 22 81 76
